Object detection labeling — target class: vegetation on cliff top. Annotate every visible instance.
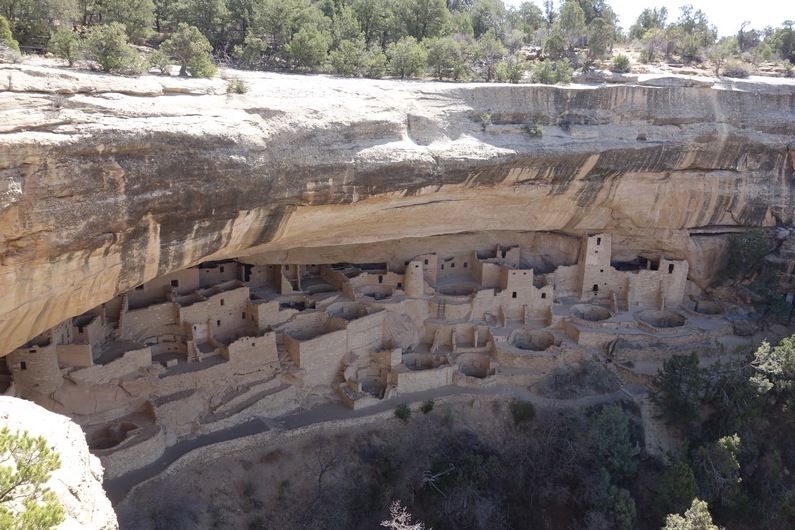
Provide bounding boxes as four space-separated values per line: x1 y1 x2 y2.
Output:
0 1 793 80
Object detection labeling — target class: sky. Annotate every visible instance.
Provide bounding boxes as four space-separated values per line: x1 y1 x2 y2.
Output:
503 0 791 37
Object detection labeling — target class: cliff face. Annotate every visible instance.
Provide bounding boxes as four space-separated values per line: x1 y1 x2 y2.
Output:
0 396 118 528
1 64 794 355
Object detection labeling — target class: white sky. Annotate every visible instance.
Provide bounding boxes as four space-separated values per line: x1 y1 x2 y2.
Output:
503 0 793 37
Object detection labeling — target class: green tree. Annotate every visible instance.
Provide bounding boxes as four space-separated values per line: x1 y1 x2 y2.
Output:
655 461 698 522
247 0 329 66
606 486 636 530
284 25 330 70
610 53 631 73
387 36 427 78
0 427 65 530
328 37 368 76
641 27 665 63
707 37 738 76
81 22 147 75
329 5 361 50
495 54 528 83
553 57 573 83
470 0 506 39
161 23 216 77
148 49 172 74
97 0 155 44
559 0 586 49
47 27 79 66
0 0 77 47
393 0 447 41
590 405 638 482
769 21 795 64
475 29 505 81
166 0 229 49
0 13 18 52
669 4 716 61
650 352 704 431
663 498 718 530
587 16 611 58
507 1 543 42
750 337 795 400
691 434 742 507
629 6 668 40
351 0 393 48
720 229 772 283
542 28 566 59
425 35 468 80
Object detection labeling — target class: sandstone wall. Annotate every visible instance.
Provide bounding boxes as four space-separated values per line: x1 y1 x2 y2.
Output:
0 396 119 529
1 66 794 355
70 347 152 385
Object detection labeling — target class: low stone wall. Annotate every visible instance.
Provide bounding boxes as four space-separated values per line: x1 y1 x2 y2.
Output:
392 365 454 394
194 385 299 435
122 393 511 505
100 426 167 479
492 343 583 371
452 370 497 389
70 347 152 385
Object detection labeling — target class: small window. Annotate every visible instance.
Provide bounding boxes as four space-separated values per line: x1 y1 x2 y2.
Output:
77 325 84 333
28 349 35 354
512 292 517 299
415 264 420 268
252 342 256 347
216 320 221 327
378 275 383 283
220 266 225 273
596 237 601 246
541 293 547 299
451 263 455 268
595 250 598 254
20 362 26 370
592 284 599 293
397 282 402 289
220 299 225 306
242 312 246 319
441 264 444 270
668 264 674 274
463 262 468 268
424 259 429 265
171 279 179 287
600 269 604 273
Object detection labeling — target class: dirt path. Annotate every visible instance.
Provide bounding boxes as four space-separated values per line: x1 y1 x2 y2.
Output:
104 382 644 504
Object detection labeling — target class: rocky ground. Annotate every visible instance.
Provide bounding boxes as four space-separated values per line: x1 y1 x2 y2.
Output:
0 397 118 529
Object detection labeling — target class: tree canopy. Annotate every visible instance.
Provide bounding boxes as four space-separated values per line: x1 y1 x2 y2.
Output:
0 427 64 530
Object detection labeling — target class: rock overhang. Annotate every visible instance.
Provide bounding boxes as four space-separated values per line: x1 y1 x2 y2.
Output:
1 63 794 355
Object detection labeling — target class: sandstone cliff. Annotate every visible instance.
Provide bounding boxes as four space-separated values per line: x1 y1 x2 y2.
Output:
0 396 118 529
1 64 794 355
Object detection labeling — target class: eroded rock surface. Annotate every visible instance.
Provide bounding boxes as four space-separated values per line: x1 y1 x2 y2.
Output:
1 64 794 355
0 396 118 529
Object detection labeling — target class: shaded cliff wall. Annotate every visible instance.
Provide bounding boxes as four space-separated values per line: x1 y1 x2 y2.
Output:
1 65 794 355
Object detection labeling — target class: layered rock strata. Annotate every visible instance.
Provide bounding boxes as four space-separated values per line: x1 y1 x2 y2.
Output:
1 64 794 355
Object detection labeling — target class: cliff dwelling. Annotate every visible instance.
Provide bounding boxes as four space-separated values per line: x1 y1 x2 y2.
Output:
1 46 795 529
0 231 757 479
